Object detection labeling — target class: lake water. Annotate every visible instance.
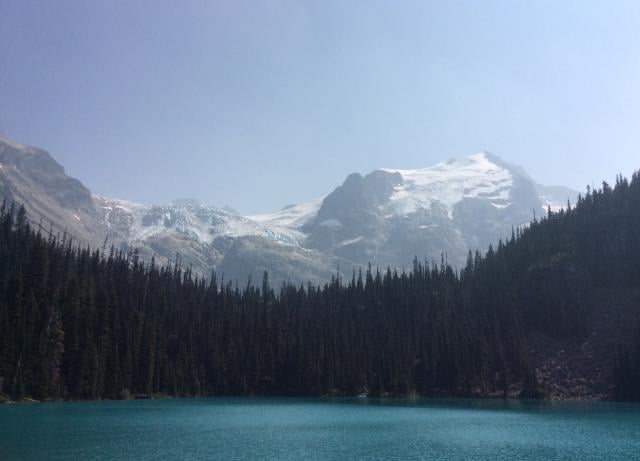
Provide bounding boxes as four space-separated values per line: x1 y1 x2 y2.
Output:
1 398 639 460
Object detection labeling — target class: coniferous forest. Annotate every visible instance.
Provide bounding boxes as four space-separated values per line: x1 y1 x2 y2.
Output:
0 171 639 402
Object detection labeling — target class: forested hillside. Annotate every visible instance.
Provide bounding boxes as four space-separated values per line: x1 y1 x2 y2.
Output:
0 171 639 401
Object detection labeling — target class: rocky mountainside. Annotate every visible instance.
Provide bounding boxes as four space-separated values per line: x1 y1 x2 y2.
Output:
0 136 578 285
0 135 106 244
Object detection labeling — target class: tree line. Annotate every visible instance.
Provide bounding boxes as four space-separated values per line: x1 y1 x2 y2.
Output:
0 170 639 401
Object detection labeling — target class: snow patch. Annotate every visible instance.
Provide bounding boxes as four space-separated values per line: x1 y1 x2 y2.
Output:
381 152 513 218
320 218 342 229
249 197 323 229
96 196 146 212
539 196 565 213
340 236 363 246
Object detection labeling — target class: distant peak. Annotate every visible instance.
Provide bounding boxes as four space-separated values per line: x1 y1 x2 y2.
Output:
171 198 202 208
457 151 502 165
381 151 504 177
477 151 505 163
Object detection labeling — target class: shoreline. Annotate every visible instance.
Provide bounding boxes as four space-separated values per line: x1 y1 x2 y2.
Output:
0 392 616 405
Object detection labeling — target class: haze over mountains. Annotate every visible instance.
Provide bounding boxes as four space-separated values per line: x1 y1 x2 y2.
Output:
0 135 577 284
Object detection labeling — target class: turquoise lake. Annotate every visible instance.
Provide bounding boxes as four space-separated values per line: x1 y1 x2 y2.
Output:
1 398 640 460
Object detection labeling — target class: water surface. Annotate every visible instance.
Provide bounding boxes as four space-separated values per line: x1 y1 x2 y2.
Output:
1 398 639 460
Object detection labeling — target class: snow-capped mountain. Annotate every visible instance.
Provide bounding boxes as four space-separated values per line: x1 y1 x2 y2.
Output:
249 152 571 229
0 135 578 285
254 151 576 271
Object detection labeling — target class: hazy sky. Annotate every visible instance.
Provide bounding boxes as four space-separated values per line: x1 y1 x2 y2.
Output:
1 1 639 214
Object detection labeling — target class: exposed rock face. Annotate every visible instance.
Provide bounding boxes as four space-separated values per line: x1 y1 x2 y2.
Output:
0 136 106 244
0 136 578 285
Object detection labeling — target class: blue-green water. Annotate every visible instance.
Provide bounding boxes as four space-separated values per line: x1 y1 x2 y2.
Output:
1 398 640 460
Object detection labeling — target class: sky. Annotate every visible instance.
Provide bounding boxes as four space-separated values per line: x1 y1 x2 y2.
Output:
1 0 639 214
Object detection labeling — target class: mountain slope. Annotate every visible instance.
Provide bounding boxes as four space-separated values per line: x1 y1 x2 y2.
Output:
0 135 106 245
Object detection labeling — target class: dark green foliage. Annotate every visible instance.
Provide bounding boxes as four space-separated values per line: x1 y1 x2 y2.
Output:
0 170 639 400
614 326 640 402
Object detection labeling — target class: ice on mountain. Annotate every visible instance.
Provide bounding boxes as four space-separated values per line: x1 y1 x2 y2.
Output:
250 198 323 229
340 236 363 246
381 152 514 217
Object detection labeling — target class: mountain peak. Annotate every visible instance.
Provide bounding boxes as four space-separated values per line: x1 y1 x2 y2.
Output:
382 151 502 176
455 150 494 163
0 134 46 156
0 133 23 150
